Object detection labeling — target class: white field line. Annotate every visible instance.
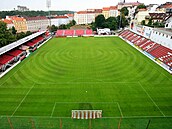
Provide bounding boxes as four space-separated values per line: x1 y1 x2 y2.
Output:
1 115 172 119
36 82 138 85
138 81 165 117
51 102 57 118
55 102 117 104
116 102 123 118
11 84 35 117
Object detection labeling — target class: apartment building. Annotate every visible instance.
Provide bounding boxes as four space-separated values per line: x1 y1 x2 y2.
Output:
25 16 49 32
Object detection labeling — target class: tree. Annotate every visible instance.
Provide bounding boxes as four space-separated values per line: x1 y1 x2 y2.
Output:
106 17 118 30
58 24 67 29
16 32 26 40
91 22 96 31
11 26 17 35
121 7 129 16
95 14 106 28
0 21 17 47
136 4 146 10
117 14 129 29
25 31 32 36
70 20 76 26
0 21 9 47
134 4 146 17
147 18 153 27
50 25 58 32
141 20 146 25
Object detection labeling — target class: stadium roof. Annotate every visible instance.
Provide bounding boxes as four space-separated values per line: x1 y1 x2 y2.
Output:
0 31 46 56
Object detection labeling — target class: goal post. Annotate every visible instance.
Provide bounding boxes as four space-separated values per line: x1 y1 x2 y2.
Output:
71 110 102 119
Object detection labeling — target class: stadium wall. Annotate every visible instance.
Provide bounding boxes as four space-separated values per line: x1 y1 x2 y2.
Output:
131 25 172 50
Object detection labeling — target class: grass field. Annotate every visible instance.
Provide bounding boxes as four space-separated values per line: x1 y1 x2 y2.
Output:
0 37 172 129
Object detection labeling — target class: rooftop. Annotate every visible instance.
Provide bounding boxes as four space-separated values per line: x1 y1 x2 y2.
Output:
25 16 48 21
149 13 171 20
118 2 142 6
3 19 13 24
102 7 110 11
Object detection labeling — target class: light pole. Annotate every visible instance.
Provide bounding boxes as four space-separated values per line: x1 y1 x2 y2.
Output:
46 0 51 31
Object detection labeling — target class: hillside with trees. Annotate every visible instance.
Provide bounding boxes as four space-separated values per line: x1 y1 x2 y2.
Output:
0 10 74 18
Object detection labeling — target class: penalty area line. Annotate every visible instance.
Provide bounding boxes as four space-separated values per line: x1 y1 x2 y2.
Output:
11 83 35 117
138 81 165 117
50 102 57 118
116 102 123 118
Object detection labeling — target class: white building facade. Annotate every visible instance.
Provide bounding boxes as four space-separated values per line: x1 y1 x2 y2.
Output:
25 16 49 32
74 10 97 25
51 16 70 27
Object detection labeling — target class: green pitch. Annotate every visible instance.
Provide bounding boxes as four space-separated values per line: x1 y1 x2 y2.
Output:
0 37 172 129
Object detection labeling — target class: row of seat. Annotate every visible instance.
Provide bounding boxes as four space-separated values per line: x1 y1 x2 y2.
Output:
56 29 93 36
119 30 172 67
0 34 49 72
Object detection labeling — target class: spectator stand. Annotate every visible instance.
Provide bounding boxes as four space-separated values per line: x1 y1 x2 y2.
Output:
0 31 52 78
119 29 172 74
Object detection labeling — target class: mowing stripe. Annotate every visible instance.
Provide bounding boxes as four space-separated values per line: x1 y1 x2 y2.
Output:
146 60 172 82
0 56 33 87
138 81 165 117
51 102 57 118
11 83 35 117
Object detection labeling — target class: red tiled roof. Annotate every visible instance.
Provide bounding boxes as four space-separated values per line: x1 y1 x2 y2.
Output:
77 11 87 14
118 2 142 6
110 6 117 10
95 9 102 13
77 11 95 14
65 14 74 17
3 19 13 24
55 16 68 19
9 16 26 21
25 16 48 21
103 7 110 11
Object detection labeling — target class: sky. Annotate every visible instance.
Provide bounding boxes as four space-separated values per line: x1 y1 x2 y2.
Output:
0 0 171 11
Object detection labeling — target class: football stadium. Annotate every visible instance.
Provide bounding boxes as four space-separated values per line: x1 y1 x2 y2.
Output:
0 29 172 128
0 0 172 128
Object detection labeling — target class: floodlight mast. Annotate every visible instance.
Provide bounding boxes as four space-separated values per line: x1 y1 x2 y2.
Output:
46 0 51 28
